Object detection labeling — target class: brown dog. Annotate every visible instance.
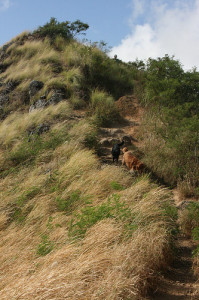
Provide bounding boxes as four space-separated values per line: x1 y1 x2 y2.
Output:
122 147 144 172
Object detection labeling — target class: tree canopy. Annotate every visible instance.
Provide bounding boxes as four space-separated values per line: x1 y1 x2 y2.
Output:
34 17 89 41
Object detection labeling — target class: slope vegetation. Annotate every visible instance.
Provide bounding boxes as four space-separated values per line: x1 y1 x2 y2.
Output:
0 24 198 299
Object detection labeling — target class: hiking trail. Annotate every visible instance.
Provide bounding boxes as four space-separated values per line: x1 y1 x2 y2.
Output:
97 95 199 300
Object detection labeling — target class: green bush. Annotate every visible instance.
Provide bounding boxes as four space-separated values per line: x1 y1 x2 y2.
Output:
83 130 99 150
139 56 199 194
82 50 135 99
34 17 89 41
90 90 120 126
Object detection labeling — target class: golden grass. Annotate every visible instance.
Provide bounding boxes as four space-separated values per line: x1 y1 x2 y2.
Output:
3 40 63 90
0 101 72 147
0 178 173 299
0 93 175 299
9 31 30 43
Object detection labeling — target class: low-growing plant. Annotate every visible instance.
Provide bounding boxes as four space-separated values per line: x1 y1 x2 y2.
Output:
8 203 34 224
36 234 54 256
41 56 63 73
69 96 86 109
55 190 81 213
110 181 125 191
7 129 69 166
46 78 67 91
68 194 136 239
191 227 199 256
162 202 178 236
179 202 199 237
17 186 41 206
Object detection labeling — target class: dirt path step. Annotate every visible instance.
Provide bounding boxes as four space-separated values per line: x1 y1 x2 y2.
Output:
150 190 198 300
152 236 197 299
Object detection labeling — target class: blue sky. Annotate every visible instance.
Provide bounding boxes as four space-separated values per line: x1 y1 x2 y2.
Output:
0 0 199 70
0 0 132 47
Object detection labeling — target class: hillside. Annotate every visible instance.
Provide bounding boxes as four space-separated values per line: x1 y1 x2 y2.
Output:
0 21 199 299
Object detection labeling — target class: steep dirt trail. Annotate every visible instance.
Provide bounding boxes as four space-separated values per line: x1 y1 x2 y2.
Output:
98 96 143 164
97 96 198 300
151 189 198 300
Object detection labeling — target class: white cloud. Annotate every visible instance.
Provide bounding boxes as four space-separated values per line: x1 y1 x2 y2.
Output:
0 0 11 11
128 0 145 24
110 0 199 70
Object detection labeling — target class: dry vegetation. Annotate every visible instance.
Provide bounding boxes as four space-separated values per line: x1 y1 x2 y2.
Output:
0 98 177 299
0 33 183 299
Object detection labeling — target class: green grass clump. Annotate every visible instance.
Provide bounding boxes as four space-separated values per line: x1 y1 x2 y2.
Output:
37 234 54 256
179 202 199 240
7 202 34 224
68 194 136 239
17 186 41 206
6 129 69 167
110 181 125 191
55 190 82 213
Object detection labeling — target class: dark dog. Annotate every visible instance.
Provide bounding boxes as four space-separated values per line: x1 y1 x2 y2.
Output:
111 140 124 163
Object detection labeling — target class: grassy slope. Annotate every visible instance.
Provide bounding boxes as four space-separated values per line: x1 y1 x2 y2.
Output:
0 34 177 299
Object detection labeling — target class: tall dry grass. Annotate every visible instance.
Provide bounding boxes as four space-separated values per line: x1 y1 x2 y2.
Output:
0 101 72 147
0 98 176 299
0 177 174 300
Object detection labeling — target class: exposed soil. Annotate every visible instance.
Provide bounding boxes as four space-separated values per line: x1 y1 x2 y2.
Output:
98 95 143 165
97 95 199 300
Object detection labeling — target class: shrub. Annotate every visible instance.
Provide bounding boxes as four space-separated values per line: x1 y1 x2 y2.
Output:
139 55 199 195
83 49 135 99
34 17 89 41
83 130 99 150
90 90 120 126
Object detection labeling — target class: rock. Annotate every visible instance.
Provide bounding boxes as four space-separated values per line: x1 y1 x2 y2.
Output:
36 123 50 135
0 63 7 74
99 138 121 147
29 99 46 112
46 89 64 105
0 42 13 60
27 123 50 140
122 135 133 145
29 80 44 97
4 80 19 93
0 93 9 105
29 89 65 112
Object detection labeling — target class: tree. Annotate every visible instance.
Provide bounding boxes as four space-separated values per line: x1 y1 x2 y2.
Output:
34 17 89 41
